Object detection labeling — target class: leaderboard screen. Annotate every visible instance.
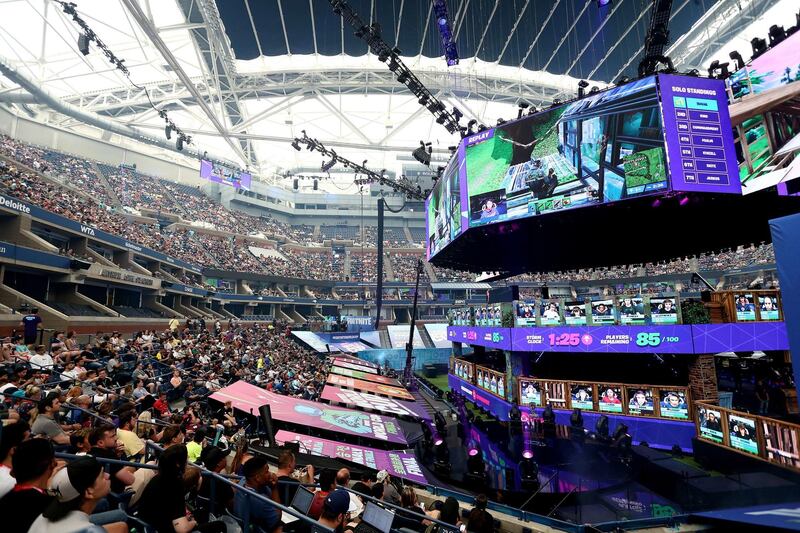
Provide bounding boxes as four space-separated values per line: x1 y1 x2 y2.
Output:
658 74 740 194
200 160 252 190
463 76 668 228
427 154 463 259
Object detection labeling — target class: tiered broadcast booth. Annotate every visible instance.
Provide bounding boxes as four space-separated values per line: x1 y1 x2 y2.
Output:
447 290 789 452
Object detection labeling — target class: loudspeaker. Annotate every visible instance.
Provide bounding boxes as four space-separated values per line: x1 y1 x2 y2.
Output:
258 404 275 447
313 180 318 191
78 34 90 55
293 179 299 190
487 285 518 304
541 286 550 299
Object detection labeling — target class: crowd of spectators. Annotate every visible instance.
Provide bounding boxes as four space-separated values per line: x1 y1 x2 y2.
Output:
390 254 428 282
349 253 378 282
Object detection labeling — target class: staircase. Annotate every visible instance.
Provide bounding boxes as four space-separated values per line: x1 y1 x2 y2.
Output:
418 325 434 348
403 227 414 245
378 329 392 349
90 162 122 207
312 225 321 241
410 389 439 420
344 251 352 281
383 252 395 281
423 261 437 282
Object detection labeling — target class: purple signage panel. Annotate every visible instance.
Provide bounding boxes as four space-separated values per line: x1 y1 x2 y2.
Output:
691 322 789 353
321 385 431 421
659 74 741 194
449 374 515 421
211 381 408 445
274 430 428 485
447 325 512 350
511 325 694 353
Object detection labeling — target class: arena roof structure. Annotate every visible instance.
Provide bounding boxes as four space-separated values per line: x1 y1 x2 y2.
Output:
0 0 786 182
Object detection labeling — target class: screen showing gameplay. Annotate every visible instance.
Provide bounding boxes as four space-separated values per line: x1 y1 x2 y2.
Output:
463 76 668 228
565 301 587 325
427 154 463 259
571 383 594 410
598 385 623 413
728 31 800 99
729 414 759 455
649 297 679 324
619 297 646 325
200 159 251 190
659 390 689 419
627 387 655 416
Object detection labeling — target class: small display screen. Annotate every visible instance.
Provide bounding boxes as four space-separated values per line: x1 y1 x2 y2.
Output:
591 299 616 325
734 293 756 321
758 293 781 321
565 302 587 325
515 301 537 327
570 384 594 410
598 385 623 413
659 390 689 419
650 297 678 324
627 387 655 416
519 379 542 407
619 297 646 325
698 406 724 443
200 159 251 189
729 414 759 455
540 300 563 326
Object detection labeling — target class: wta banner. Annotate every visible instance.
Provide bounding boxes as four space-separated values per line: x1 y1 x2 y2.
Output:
274 430 428 485
210 381 407 445
326 374 415 401
322 385 430 421
512 325 694 353
330 366 402 386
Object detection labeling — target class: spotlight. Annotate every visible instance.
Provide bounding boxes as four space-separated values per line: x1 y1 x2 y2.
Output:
78 33 90 55
517 101 529 119
578 79 589 98
595 415 609 440
597 0 612 6
291 139 301 151
616 75 632 85
651 198 661 208
322 153 337 172
496 118 506 125
679 195 690 206
751 37 768 59
685 69 700 77
466 119 478 134
412 141 432 166
468 447 479 457
452 107 463 121
436 114 447 125
768 25 786 47
729 50 744 71
354 25 368 38
708 60 730 80
522 450 534 460
589 86 600 94
542 404 556 425
433 434 444 446
397 71 409 84
378 49 390 62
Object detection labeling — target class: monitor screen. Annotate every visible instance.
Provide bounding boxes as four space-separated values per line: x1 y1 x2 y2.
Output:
515 301 537 327
598 385 623 413
729 31 800 98
659 390 689 419
697 406 724 443
362 502 394 533
200 160 252 190
619 297 646 325
540 300 563 326
734 293 756 321
290 487 315 514
650 297 678 324
519 379 542 407
591 299 616 325
729 414 758 455
565 301 587 325
463 76 667 229
427 154 463 259
627 387 655 416
758 292 781 321
570 383 594 410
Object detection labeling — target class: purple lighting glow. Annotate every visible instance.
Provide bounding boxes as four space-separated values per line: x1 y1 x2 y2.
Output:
522 450 534 459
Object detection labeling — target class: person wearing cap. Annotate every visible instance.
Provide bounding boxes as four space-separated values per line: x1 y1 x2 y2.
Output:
28 455 127 533
0 438 58 532
233 456 282 532
318 489 355 533
376 470 401 506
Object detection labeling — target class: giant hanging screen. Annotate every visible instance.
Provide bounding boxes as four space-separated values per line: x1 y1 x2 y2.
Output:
200 159 252 190
426 153 463 259
463 76 669 228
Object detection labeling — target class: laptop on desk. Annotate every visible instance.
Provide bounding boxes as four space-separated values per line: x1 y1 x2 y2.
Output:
354 502 394 533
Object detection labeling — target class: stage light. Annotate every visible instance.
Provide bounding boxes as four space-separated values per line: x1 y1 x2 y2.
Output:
612 424 629 442
589 86 600 94
436 115 447 125
597 0 612 6
517 101 529 119
679 195 690 206
595 416 609 439
413 141 432 166
496 118 506 125
769 25 786 47
466 119 478 134
433 434 444 446
751 37 768 59
522 450 534 460
354 25 368 38
542 404 556 425
651 198 661 208
708 60 730 80
616 75 632 85
729 50 744 71
78 33 90 55
578 79 589 98
685 69 700 77
468 447 479 457
570 408 583 428
322 153 337 173
397 71 409 83
291 139 301 151
378 49 390 62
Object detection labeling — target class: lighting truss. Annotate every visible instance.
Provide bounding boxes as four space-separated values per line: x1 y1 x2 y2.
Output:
328 0 462 135
433 0 459 66
292 132 426 201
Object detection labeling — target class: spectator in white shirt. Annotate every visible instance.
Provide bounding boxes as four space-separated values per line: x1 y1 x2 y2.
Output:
29 346 54 371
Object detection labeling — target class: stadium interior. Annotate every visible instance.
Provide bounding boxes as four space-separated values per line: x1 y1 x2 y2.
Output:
0 0 799 532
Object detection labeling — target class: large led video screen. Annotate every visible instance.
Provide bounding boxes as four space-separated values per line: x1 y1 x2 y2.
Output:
658 74 740 194
200 159 252 190
426 153 463 259
463 76 668 228
729 31 800 99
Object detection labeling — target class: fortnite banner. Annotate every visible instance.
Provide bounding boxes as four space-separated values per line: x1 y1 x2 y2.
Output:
330 366 402 386
512 325 694 353
322 385 431 421
326 374 415 401
447 326 512 350
210 381 407 445
274 430 428 485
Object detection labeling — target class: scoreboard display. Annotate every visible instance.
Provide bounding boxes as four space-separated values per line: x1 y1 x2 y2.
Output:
426 74 740 259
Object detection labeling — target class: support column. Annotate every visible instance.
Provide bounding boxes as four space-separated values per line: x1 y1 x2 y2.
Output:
508 351 535 404
688 353 719 403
